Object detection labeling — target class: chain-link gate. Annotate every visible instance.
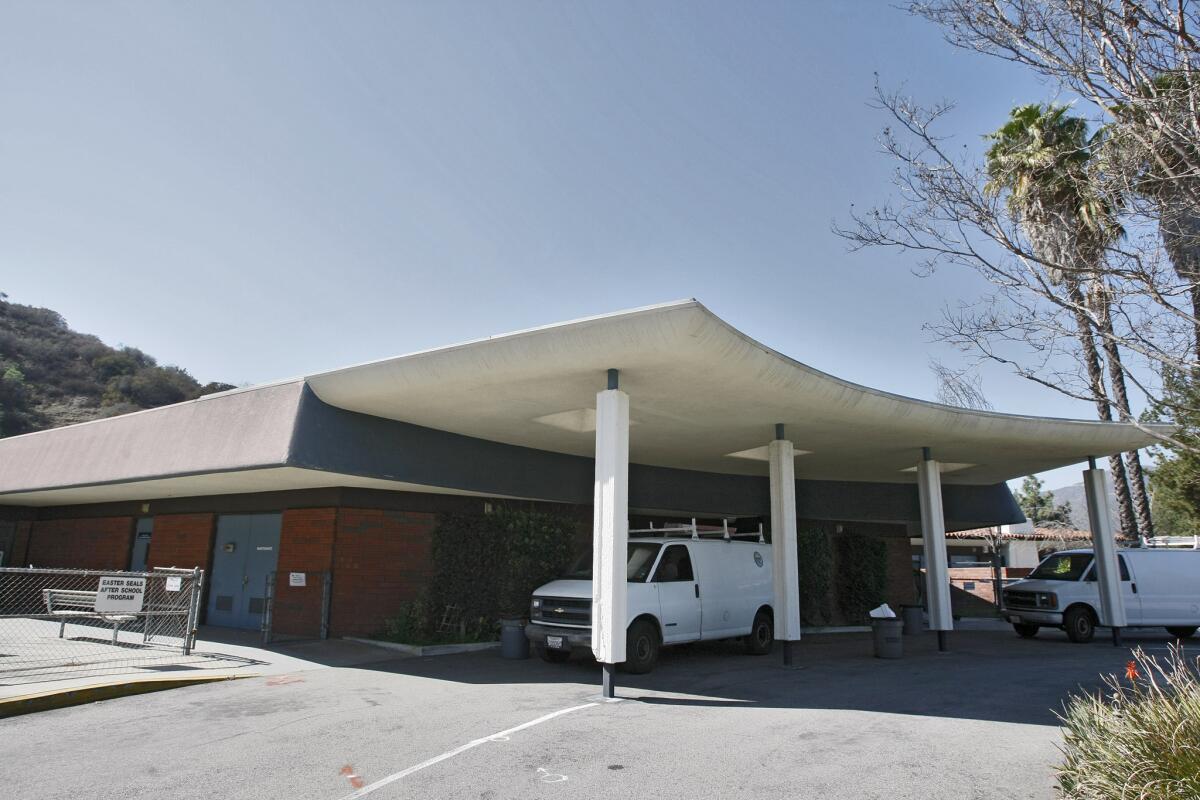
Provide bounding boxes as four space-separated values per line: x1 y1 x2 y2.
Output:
261 570 331 644
0 566 204 683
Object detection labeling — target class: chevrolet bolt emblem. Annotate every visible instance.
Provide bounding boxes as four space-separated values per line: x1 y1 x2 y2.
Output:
553 607 565 614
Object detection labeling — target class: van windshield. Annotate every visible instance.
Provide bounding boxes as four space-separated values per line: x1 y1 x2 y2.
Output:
561 543 663 583
1029 553 1093 581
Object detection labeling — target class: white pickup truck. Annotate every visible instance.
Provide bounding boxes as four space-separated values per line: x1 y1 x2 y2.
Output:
1003 545 1200 643
525 533 774 673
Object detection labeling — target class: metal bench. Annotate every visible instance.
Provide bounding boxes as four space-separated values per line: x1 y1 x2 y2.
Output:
42 588 138 645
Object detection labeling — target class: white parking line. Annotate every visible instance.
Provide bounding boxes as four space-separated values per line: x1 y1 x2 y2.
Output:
336 702 600 799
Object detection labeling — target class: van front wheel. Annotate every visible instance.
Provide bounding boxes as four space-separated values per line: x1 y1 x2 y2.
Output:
745 610 774 655
1013 623 1039 639
1166 626 1198 639
539 647 571 663
622 619 660 674
1064 606 1096 643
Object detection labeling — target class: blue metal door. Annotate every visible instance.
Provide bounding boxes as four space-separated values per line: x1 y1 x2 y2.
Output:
208 515 250 628
207 514 281 629
241 514 281 628
130 517 153 572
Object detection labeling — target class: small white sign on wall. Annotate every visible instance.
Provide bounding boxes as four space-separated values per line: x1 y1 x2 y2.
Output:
95 576 146 613
289 572 306 587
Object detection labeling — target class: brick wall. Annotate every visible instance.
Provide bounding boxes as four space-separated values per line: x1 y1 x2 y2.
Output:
884 536 919 609
0 521 16 566
330 508 436 637
948 566 1028 610
273 508 338 637
13 521 32 566
26 517 135 569
0 520 33 567
146 513 216 572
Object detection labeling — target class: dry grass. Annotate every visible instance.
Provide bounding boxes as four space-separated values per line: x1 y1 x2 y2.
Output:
1057 644 1200 799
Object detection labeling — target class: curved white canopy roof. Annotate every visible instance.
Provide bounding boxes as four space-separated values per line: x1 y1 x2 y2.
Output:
305 299 1163 486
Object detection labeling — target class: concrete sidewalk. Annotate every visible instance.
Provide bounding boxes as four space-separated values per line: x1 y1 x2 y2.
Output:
0 626 411 713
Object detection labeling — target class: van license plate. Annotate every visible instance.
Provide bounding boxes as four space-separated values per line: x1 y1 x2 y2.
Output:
546 635 565 650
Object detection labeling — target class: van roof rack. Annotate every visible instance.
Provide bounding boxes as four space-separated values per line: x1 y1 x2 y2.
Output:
1141 535 1200 550
628 519 765 543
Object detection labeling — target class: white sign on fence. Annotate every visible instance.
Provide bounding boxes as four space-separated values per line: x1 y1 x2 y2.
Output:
95 576 146 613
289 572 306 587
165 576 182 592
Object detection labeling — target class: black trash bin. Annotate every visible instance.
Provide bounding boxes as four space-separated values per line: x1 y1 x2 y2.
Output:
500 617 530 659
900 605 923 636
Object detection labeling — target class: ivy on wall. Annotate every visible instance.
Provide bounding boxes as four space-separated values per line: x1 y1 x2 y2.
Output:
797 526 833 626
382 507 579 643
834 531 888 623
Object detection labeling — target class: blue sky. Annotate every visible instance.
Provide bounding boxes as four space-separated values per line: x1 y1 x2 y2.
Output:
1 2 1103 489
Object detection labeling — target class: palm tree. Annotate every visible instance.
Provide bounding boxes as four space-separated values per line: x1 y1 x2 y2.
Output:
985 104 1152 538
1159 199 1200 364
1109 73 1200 365
1090 281 1156 538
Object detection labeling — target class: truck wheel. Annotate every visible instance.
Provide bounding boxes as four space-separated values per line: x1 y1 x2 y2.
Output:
745 609 774 655
538 647 571 663
621 619 659 674
1013 623 1039 639
1166 626 1198 639
1064 606 1096 643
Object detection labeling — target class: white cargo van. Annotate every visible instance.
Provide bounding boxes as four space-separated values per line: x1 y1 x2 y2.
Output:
525 525 774 673
1003 542 1200 643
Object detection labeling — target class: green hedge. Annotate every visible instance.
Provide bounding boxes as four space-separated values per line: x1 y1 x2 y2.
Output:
381 507 578 643
797 527 833 626
834 532 887 623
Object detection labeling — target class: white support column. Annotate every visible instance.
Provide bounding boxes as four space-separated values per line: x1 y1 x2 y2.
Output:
591 369 629 697
1083 458 1126 645
916 448 953 651
768 424 802 665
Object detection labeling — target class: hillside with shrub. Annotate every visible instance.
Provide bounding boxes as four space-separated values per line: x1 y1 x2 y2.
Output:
0 293 234 437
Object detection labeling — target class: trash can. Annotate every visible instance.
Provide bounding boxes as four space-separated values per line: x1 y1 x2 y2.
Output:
500 617 530 659
900 605 923 636
871 618 904 659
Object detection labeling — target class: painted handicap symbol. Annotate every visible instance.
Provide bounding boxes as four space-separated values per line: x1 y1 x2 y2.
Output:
536 767 568 783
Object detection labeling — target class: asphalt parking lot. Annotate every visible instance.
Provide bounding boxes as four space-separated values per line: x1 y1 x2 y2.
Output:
1 627 1186 800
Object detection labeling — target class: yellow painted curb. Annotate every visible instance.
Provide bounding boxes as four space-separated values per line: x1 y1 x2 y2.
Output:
0 673 259 718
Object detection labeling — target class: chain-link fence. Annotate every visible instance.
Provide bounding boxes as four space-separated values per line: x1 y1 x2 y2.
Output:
0 566 206 683
261 570 332 644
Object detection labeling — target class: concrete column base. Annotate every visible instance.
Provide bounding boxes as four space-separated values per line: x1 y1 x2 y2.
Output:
781 640 797 666
601 663 616 698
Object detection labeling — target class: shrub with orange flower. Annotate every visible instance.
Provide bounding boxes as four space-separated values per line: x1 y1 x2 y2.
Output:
1057 645 1200 798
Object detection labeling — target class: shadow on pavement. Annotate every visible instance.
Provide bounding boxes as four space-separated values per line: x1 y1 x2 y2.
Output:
339 628 1193 727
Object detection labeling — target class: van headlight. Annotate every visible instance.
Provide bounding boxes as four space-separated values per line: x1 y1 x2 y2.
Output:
1036 592 1058 609
530 598 542 616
